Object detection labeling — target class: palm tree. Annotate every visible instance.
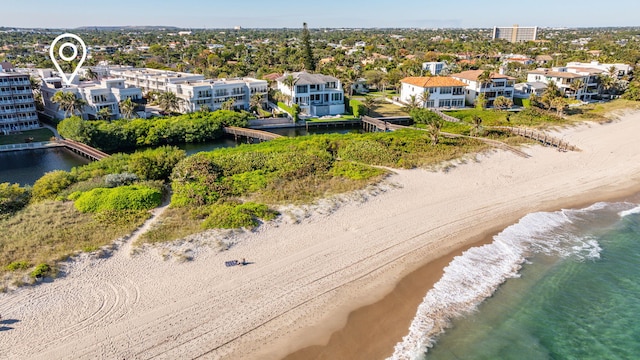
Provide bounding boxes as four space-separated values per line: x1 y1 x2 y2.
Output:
97 107 112 120
157 92 183 114
221 98 236 111
471 115 483 136
283 74 295 104
85 68 99 81
477 70 493 89
51 91 86 118
403 94 420 112
418 90 430 108
551 97 567 117
250 93 264 112
119 98 136 119
569 79 584 100
493 96 513 111
475 93 487 109
608 65 619 79
363 95 377 115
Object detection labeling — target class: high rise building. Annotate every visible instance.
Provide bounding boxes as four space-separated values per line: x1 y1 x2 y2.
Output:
0 69 39 135
493 25 538 43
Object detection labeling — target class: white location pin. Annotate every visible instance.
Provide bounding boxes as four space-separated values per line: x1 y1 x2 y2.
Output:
49 33 87 86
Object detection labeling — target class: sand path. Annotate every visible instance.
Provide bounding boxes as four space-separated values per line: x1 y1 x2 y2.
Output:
2 113 640 360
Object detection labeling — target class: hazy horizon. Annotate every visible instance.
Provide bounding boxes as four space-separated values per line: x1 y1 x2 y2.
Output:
3 0 639 29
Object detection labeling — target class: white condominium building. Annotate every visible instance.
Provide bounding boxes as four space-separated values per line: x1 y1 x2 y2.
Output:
276 72 345 116
400 77 466 108
0 71 39 135
41 77 143 120
108 67 268 113
565 61 633 79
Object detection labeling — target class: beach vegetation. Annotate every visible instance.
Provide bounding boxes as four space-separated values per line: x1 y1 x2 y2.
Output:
57 110 251 152
29 263 52 279
73 186 162 213
0 183 31 215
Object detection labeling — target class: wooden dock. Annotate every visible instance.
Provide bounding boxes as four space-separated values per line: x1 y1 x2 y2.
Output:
495 126 579 152
58 139 110 161
361 116 407 132
223 126 283 142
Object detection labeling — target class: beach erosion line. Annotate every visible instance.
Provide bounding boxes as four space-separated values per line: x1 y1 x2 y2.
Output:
388 201 638 360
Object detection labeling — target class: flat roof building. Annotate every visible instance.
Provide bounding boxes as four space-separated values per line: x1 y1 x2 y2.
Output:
0 71 39 135
493 25 538 43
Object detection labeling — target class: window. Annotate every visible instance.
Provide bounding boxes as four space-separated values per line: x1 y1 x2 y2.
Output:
296 85 308 93
440 87 452 94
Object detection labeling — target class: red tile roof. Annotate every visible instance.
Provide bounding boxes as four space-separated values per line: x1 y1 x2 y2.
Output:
400 76 467 88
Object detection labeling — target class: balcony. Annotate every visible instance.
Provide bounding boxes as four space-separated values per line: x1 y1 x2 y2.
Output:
0 109 17 115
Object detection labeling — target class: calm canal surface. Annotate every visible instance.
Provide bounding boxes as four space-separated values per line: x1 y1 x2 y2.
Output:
0 125 362 186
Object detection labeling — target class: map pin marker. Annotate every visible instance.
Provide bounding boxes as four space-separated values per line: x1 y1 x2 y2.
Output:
49 33 87 86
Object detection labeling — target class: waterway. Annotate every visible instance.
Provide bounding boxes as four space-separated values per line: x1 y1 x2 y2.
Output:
0 125 362 186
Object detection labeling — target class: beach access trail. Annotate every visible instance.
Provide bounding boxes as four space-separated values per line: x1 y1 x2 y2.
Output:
2 112 640 360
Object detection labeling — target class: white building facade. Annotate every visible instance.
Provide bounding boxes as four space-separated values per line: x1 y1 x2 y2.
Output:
422 62 446 75
492 25 538 42
0 72 39 134
400 77 466 108
451 70 516 107
276 72 345 116
565 61 633 79
527 67 600 101
41 77 143 120
108 67 267 113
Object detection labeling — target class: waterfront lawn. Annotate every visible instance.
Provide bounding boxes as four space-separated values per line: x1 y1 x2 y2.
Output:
370 102 408 117
0 128 54 145
444 108 570 128
566 99 640 122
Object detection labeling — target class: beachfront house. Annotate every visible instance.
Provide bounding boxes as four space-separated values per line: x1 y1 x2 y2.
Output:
527 67 600 101
276 72 345 117
0 70 39 134
400 76 466 108
451 70 516 107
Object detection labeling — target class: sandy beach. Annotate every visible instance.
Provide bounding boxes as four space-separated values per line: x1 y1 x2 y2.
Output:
2 112 640 360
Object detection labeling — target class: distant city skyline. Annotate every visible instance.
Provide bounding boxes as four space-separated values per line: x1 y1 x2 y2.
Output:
4 0 640 29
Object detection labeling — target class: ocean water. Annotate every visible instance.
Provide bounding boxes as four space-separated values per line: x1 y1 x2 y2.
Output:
390 200 640 360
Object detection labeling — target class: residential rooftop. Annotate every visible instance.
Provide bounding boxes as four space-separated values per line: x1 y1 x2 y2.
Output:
400 76 467 88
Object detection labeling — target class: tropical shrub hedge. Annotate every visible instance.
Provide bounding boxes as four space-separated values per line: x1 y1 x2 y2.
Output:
73 185 162 213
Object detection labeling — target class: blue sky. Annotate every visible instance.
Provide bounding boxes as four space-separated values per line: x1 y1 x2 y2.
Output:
4 0 639 29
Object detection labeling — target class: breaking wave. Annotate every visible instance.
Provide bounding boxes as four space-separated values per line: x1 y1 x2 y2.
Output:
389 201 638 360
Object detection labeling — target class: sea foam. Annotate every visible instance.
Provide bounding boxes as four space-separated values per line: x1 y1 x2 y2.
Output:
388 204 611 360
619 205 640 218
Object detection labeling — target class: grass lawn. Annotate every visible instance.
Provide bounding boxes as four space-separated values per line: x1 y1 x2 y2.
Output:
444 108 572 128
0 128 54 145
370 102 408 117
565 99 640 122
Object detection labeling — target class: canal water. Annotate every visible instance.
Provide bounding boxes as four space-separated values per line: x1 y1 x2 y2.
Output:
0 125 362 186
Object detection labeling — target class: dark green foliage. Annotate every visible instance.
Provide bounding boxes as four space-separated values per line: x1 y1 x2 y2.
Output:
0 183 31 214
73 185 162 213
201 202 278 229
58 110 251 152
622 80 640 101
32 170 76 201
30 263 51 278
128 146 187 180
302 22 316 72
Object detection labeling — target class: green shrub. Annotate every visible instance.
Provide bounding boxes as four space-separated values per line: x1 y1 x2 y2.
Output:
5 260 31 271
349 99 364 117
201 202 278 229
0 182 31 214
74 186 162 213
32 170 76 201
330 161 386 180
30 263 51 278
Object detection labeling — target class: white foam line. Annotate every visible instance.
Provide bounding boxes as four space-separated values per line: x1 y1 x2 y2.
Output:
388 206 604 360
619 205 640 218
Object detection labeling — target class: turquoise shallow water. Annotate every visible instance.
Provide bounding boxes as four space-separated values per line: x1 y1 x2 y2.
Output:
424 202 640 360
388 200 640 360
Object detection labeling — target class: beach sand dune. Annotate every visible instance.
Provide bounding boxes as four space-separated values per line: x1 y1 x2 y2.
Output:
2 113 640 360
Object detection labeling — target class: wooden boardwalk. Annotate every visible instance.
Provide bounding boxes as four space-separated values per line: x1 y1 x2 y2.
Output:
362 116 530 158
494 126 579 152
223 126 283 142
58 139 110 161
